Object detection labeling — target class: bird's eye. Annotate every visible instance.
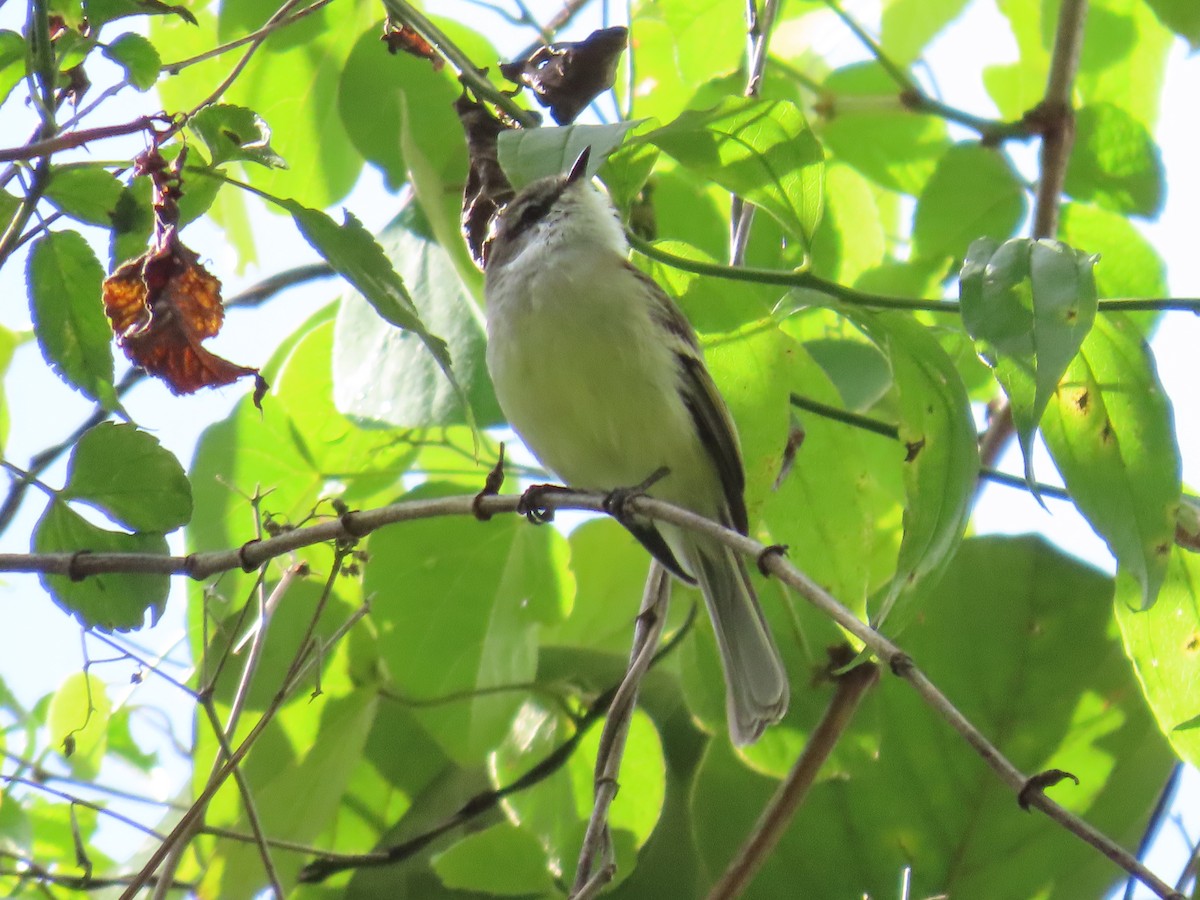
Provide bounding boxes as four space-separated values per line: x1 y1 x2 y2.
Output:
515 199 551 230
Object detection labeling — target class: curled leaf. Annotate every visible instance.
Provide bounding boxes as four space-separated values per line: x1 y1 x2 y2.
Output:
500 26 628 126
457 93 515 269
102 146 264 401
103 229 263 399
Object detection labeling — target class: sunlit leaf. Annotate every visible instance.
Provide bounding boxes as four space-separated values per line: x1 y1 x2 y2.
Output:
1115 552 1200 769
61 422 192 533
363 482 571 762
101 32 161 90
34 501 169 630
188 103 286 169
498 121 642 188
647 97 825 246
26 231 119 409
693 536 1173 898
432 824 556 895
44 165 125 227
843 310 979 631
913 143 1027 262
1064 103 1164 217
1042 314 1180 608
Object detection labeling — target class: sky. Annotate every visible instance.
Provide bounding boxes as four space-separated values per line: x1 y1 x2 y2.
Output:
0 0 1197 892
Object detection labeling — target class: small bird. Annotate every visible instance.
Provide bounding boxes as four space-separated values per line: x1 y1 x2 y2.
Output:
483 148 789 745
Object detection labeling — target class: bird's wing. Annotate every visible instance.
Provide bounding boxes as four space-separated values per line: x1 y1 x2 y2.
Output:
630 264 750 535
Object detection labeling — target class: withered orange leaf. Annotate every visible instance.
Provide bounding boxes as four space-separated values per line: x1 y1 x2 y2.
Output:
103 230 266 403
382 23 443 70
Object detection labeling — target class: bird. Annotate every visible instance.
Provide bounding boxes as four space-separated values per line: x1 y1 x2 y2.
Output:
483 147 788 745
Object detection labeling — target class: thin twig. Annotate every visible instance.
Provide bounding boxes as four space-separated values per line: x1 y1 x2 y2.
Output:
162 0 335 74
974 0 1088 477
183 0 312 119
706 660 879 899
119 587 365 899
0 116 165 163
786 393 1071 500
729 0 780 265
570 564 671 897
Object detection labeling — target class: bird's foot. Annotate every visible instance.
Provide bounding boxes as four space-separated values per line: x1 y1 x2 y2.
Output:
602 466 671 524
517 482 573 524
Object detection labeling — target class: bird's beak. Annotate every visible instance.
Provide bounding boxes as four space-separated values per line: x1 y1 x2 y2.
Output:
567 146 591 185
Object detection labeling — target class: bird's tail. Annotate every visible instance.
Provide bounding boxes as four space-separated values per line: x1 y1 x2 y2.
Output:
685 533 789 745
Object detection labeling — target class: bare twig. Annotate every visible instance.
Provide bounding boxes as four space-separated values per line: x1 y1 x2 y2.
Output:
119 564 361 899
706 659 880 899
162 0 335 74
570 564 670 897
729 0 780 265
0 116 166 163
974 0 1088 468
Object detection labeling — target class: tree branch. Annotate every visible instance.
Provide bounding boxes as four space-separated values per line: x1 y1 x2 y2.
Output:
706 657 879 899
0 116 167 163
570 564 670 897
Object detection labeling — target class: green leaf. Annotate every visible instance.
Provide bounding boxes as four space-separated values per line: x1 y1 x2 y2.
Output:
1064 103 1164 217
623 0 746 122
61 422 192 532
107 707 156 771
35 501 168 630
818 62 952 195
913 143 1027 262
47 673 111 780
491 699 663 888
432 824 556 896
646 97 825 246
960 238 1099 489
331 209 499 428
1144 0 1200 46
44 164 126 227
1076 1 1172 129
286 201 469 427
693 536 1174 898
26 231 118 409
363 482 571 762
765 337 904 618
188 103 287 168
881 0 970 65
809 162 887 285
211 0 369 207
1059 201 1166 300
101 32 160 90
1115 552 1200 768
0 30 26 108
843 310 979 630
336 18 478 192
1041 314 1180 608
86 0 197 26
497 121 642 189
